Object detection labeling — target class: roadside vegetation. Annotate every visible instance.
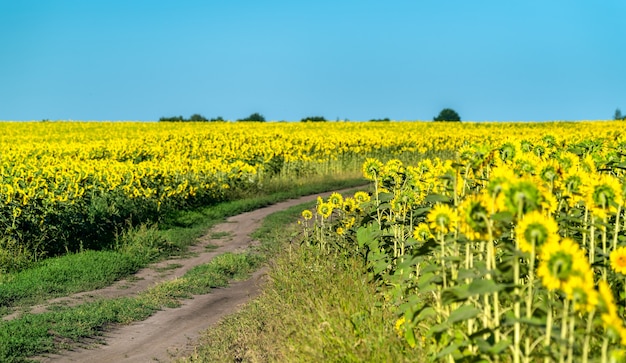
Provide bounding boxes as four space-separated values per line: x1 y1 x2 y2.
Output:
178 200 417 363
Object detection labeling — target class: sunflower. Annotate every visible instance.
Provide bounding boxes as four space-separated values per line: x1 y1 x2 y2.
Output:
515 211 559 254
458 194 491 241
342 197 357 214
328 192 344 209
427 203 458 234
537 238 589 291
353 191 371 204
486 165 516 201
502 179 544 217
301 209 313 220
362 158 384 180
499 142 517 162
316 202 333 219
561 171 585 208
583 174 623 219
413 222 433 241
610 246 626 275
561 271 597 313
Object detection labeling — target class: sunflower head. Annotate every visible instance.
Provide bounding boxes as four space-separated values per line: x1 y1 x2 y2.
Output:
362 158 384 180
301 209 313 220
515 211 559 254
353 191 371 204
342 197 357 214
499 142 517 162
328 192 344 209
503 180 544 217
427 203 458 234
562 271 597 313
610 246 626 275
316 202 333 219
537 238 589 291
584 174 623 218
413 223 433 242
459 194 491 241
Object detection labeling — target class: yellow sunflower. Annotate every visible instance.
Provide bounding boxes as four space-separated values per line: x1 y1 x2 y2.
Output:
582 173 623 219
316 202 333 219
537 238 589 291
561 271 597 313
413 222 433 242
301 209 313 220
353 191 371 204
515 211 559 254
458 193 491 241
328 192 344 209
362 158 384 180
610 246 626 275
427 203 458 234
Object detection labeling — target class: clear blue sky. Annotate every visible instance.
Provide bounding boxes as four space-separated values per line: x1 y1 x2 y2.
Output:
1 1 624 122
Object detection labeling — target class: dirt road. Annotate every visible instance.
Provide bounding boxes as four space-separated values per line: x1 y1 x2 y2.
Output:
31 188 358 362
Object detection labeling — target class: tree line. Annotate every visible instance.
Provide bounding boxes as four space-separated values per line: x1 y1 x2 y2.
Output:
158 108 462 123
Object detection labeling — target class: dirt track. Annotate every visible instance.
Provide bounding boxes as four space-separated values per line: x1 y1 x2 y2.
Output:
30 188 358 362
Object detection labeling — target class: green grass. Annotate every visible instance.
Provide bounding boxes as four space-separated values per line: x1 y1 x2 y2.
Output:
177 194 419 363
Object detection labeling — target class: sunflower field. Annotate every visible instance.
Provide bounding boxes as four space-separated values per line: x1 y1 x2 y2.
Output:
304 121 626 362
0 120 465 273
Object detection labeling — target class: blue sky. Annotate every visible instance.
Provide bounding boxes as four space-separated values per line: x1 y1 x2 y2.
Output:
1 1 624 122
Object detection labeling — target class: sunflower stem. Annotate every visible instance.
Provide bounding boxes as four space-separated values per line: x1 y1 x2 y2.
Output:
544 293 553 363
567 304 575 363
582 309 595 363
559 298 570 363
613 205 622 252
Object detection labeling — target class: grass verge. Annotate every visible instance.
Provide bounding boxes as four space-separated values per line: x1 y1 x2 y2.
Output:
177 199 419 362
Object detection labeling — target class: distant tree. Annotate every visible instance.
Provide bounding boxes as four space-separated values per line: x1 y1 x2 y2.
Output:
300 116 326 122
433 108 461 122
159 115 185 122
369 118 390 122
189 113 209 122
237 112 266 122
209 116 225 122
615 108 624 120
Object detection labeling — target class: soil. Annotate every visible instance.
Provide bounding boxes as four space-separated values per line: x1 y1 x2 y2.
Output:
25 188 358 363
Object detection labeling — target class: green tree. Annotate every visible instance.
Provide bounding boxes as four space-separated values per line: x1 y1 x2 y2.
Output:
189 113 209 122
615 108 623 120
433 108 461 122
300 116 326 122
159 115 185 122
237 112 266 122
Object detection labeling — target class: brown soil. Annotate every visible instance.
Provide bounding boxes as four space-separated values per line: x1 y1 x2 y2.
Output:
26 188 359 363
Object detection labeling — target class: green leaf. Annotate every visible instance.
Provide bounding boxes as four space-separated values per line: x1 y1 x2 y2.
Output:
467 279 505 296
447 305 481 325
436 342 461 359
488 339 510 354
404 323 417 348
425 194 451 204
416 306 436 322
356 224 379 248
